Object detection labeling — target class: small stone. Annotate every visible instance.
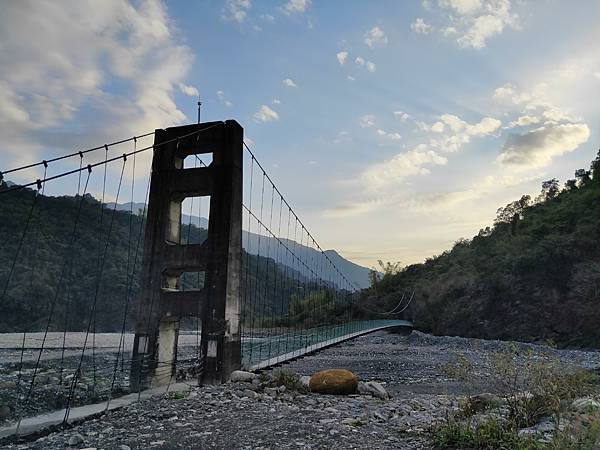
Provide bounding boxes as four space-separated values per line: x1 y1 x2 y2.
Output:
0 380 16 389
357 381 390 400
309 369 358 395
119 446 131 450
299 376 311 388
0 405 11 420
264 387 278 396
68 433 85 446
242 389 258 399
229 370 258 383
320 418 337 424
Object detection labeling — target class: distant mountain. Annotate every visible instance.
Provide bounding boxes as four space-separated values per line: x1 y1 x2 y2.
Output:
107 202 372 289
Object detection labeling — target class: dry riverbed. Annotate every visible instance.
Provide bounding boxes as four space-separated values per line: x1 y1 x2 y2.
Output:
3 330 600 449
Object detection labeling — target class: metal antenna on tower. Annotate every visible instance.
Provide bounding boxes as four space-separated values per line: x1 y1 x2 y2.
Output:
197 95 202 124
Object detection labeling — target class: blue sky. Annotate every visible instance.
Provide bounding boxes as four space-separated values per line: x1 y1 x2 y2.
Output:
1 0 599 267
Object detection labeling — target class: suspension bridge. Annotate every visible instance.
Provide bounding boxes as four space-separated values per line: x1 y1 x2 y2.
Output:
0 120 412 438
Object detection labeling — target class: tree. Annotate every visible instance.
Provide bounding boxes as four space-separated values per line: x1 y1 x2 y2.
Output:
564 179 577 191
495 195 531 229
590 150 600 181
575 169 591 187
369 260 402 291
538 179 560 202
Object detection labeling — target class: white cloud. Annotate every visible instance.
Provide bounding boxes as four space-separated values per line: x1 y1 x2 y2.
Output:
431 121 445 133
347 75 356 81
393 111 410 121
497 123 590 168
363 145 448 191
281 0 311 15
216 90 233 107
282 78 297 88
336 51 348 65
364 26 388 48
272 98 281 104
358 114 375 128
377 129 402 140
415 114 501 153
178 83 199 97
411 18 433 34
260 13 275 22
423 0 518 49
223 0 251 23
439 114 501 136
439 0 482 15
355 57 376 72
0 0 194 172
594 72 600 80
253 105 279 122
493 81 575 124
508 115 540 128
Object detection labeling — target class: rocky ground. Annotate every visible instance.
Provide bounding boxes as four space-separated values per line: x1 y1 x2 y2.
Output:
2 330 600 449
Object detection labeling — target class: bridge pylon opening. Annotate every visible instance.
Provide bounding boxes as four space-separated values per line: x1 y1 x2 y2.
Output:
131 120 243 390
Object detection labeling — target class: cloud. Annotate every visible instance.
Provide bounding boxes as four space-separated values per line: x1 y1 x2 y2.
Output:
508 115 540 128
178 83 199 97
439 114 501 136
364 26 388 48
282 78 297 88
254 104 279 122
431 122 445 133
411 18 433 34
281 0 311 15
355 57 376 72
272 98 281 104
0 0 194 173
362 145 448 192
358 114 375 128
222 0 251 23
394 111 410 121
336 51 348 65
260 13 275 22
497 123 590 168
420 0 518 49
493 81 577 125
216 90 233 107
376 129 402 140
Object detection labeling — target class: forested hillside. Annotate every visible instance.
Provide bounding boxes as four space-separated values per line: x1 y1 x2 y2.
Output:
361 150 600 348
0 188 327 332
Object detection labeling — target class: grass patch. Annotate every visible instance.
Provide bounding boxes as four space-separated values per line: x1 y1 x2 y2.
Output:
269 370 307 392
168 391 186 400
433 417 544 449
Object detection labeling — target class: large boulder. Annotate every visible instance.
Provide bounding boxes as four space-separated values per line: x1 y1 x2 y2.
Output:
309 369 358 395
230 370 258 383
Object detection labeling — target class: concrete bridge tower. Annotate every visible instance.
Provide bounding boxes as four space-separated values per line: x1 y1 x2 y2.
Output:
131 120 243 389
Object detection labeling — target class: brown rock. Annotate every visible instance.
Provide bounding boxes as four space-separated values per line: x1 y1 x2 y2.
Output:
309 369 358 395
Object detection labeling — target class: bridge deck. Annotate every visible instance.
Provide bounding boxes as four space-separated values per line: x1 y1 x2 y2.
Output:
247 319 413 371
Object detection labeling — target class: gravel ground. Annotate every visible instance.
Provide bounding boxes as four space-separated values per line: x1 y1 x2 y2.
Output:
3 330 600 449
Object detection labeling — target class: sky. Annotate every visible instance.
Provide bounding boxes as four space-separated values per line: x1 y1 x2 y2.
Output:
1 0 599 269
